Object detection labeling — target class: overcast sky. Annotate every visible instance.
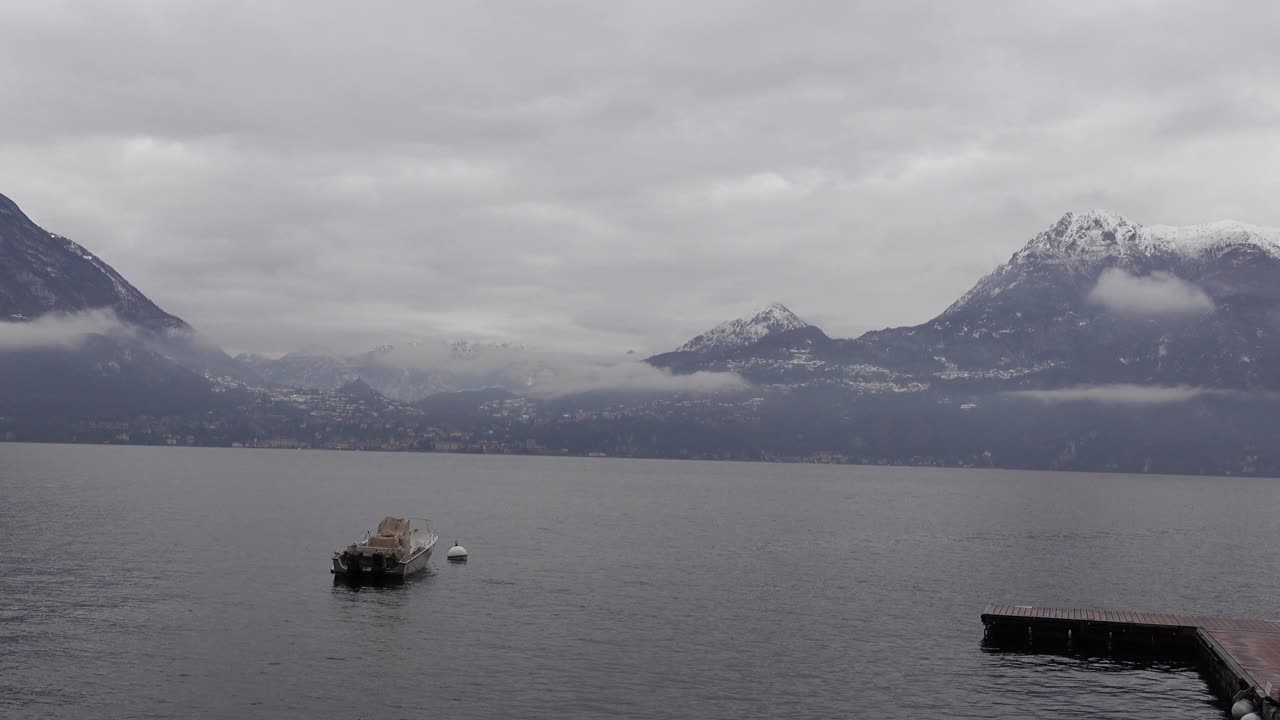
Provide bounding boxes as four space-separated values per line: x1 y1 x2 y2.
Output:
2 1 1279 355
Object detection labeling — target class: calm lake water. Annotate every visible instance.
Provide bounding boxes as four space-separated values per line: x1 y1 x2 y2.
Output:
4 443 1278 719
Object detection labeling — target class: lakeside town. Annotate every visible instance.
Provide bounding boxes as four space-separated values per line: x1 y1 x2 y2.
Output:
0 375 957 466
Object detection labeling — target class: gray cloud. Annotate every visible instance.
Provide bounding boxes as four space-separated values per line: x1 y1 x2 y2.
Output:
369 341 746 397
0 309 132 351
1087 269 1215 316
1010 384 1236 405
2 2 1279 355
526 360 748 397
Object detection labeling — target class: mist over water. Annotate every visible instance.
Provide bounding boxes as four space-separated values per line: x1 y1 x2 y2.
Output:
3 444 1269 718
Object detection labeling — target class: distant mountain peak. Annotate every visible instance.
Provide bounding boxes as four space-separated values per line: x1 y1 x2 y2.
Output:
1019 210 1280 262
676 302 811 354
1143 220 1280 259
365 338 529 363
1066 208 1134 228
942 209 1280 321
753 301 802 320
1018 209 1148 260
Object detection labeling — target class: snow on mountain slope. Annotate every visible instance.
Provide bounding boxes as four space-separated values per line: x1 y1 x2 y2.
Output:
1014 210 1280 263
676 303 811 354
945 210 1280 316
1142 220 1280 259
654 210 1280 393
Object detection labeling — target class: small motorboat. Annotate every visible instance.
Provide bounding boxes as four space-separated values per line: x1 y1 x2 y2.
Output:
332 516 438 579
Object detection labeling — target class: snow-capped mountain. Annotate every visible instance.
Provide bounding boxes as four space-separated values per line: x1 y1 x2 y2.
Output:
905 210 1280 387
647 301 833 381
652 210 1280 392
676 303 812 354
8 192 1280 476
943 209 1280 319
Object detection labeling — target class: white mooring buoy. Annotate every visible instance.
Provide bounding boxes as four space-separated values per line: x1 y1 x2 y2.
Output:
1231 699 1255 720
1241 713 1262 720
447 542 468 562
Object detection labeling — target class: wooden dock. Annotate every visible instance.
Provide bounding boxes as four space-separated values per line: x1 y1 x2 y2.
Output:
983 604 1280 718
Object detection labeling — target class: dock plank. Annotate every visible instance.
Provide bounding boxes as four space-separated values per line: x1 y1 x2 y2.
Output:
982 605 1280 633
1204 629 1280 694
985 603 1280 712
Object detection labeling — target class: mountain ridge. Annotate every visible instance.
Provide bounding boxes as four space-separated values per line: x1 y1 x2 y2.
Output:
8 195 1280 476
0 192 187 330
651 210 1280 392
670 302 810 353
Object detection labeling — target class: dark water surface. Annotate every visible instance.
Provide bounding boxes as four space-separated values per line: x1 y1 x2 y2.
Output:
4 443 1278 719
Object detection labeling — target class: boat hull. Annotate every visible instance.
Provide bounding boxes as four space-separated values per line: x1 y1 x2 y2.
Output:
332 542 435 580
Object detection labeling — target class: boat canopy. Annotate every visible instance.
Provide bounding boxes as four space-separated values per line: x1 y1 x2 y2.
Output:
376 516 410 536
367 516 411 552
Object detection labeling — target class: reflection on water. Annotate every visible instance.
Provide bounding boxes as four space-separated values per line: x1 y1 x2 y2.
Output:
977 650 1223 718
330 566 436 592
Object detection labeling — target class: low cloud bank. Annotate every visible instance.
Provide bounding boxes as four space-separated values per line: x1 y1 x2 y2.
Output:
529 359 748 396
1010 384 1234 405
1087 269 1214 316
368 340 747 396
0 309 132 351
